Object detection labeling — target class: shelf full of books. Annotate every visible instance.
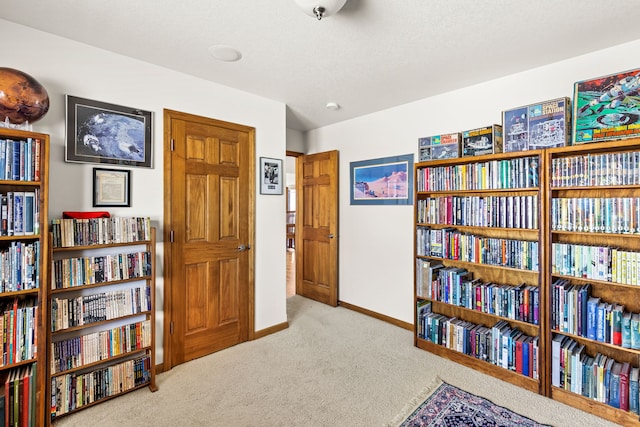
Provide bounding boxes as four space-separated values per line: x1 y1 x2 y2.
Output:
47 218 157 424
0 127 49 427
414 150 545 394
547 137 640 425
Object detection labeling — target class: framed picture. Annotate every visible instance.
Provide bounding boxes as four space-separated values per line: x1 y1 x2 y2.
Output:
260 157 283 195
66 95 153 168
350 154 413 205
93 168 131 207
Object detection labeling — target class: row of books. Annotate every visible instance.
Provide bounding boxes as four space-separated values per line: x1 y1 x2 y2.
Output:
551 197 640 234
0 191 40 237
0 298 37 366
417 195 539 229
2 363 37 427
50 217 151 248
417 260 540 325
51 251 152 290
51 285 151 332
552 280 640 349
416 156 539 192
552 243 640 285
551 151 640 188
552 335 640 413
50 355 151 418
0 241 40 293
416 227 539 271
51 319 152 375
417 302 539 379
0 137 41 183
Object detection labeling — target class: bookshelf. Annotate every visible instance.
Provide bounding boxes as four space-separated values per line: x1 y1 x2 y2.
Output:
0 127 49 427
547 137 640 425
46 218 157 423
414 150 546 394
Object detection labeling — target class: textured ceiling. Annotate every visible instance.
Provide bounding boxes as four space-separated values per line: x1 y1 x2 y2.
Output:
3 0 640 131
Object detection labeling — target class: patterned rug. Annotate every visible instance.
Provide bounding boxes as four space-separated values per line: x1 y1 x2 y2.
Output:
388 377 551 427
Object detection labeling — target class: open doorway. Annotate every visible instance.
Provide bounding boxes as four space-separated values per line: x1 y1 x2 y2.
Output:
286 151 302 297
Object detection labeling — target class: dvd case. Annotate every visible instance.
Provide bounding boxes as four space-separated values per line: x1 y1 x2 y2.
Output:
573 68 640 144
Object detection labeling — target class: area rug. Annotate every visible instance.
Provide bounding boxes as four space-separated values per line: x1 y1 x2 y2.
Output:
388 377 551 427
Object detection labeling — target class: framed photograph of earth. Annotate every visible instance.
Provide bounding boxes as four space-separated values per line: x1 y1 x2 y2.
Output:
65 95 152 168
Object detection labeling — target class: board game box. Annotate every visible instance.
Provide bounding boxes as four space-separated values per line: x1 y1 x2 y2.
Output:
503 97 571 152
418 132 460 161
462 125 503 157
573 68 640 144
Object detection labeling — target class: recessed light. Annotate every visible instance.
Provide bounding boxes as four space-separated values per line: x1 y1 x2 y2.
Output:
209 45 242 62
326 102 340 110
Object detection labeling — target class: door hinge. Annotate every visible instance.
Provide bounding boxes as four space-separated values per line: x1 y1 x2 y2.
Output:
171 138 175 151
170 230 174 242
170 321 174 334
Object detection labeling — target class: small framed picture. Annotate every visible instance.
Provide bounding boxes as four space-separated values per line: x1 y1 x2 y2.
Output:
260 157 283 195
93 168 131 207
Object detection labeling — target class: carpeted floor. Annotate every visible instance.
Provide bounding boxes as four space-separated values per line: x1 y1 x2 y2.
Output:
53 295 617 426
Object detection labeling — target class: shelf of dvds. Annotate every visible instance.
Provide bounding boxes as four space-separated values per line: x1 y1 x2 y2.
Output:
46 218 157 424
414 150 546 394
547 137 640 425
0 127 49 427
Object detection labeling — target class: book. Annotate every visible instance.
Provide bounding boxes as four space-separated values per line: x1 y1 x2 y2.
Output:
23 192 35 236
622 311 632 348
630 367 639 415
610 362 622 409
620 362 631 411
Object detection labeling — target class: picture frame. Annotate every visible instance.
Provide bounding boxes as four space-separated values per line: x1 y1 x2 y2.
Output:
350 154 413 205
66 95 153 168
93 167 131 207
260 157 283 195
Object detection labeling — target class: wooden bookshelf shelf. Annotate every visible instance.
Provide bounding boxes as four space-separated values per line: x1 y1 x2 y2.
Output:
47 222 157 424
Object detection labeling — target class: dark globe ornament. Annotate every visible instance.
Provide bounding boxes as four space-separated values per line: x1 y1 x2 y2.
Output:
0 67 50 124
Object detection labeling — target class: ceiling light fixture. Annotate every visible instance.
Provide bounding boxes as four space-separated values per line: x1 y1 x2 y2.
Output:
326 102 340 110
294 0 348 20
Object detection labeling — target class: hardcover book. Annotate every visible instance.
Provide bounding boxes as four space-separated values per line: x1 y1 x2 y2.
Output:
418 133 461 161
462 125 503 157
573 68 640 144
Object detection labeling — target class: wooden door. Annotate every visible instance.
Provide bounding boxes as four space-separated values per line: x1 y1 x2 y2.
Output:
164 110 254 368
296 150 339 306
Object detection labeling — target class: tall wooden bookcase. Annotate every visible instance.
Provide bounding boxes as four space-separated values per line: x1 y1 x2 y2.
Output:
414 150 547 395
46 219 157 424
0 127 49 427
546 137 640 425
414 137 640 425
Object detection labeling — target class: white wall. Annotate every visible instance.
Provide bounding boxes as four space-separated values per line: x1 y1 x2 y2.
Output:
306 39 640 324
1 20 288 363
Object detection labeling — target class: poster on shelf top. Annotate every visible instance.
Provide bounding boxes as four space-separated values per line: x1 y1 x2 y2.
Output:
418 132 460 162
573 68 640 144
462 125 503 157
503 97 571 152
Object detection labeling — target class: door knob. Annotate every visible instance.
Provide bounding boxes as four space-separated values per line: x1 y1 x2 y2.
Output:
328 234 334 239
237 244 247 251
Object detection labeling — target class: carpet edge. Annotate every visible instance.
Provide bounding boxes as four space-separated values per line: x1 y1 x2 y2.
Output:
385 376 443 427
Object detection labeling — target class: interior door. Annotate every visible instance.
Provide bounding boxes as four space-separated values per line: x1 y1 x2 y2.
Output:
296 150 339 306
164 109 254 368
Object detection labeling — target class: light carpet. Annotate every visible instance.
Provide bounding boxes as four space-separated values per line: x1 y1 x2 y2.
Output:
53 296 617 426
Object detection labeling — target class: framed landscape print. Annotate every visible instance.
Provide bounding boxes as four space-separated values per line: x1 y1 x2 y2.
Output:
66 95 153 168
350 154 413 205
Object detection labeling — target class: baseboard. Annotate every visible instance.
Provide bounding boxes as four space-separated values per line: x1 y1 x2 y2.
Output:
338 300 413 331
254 320 289 339
155 362 165 374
